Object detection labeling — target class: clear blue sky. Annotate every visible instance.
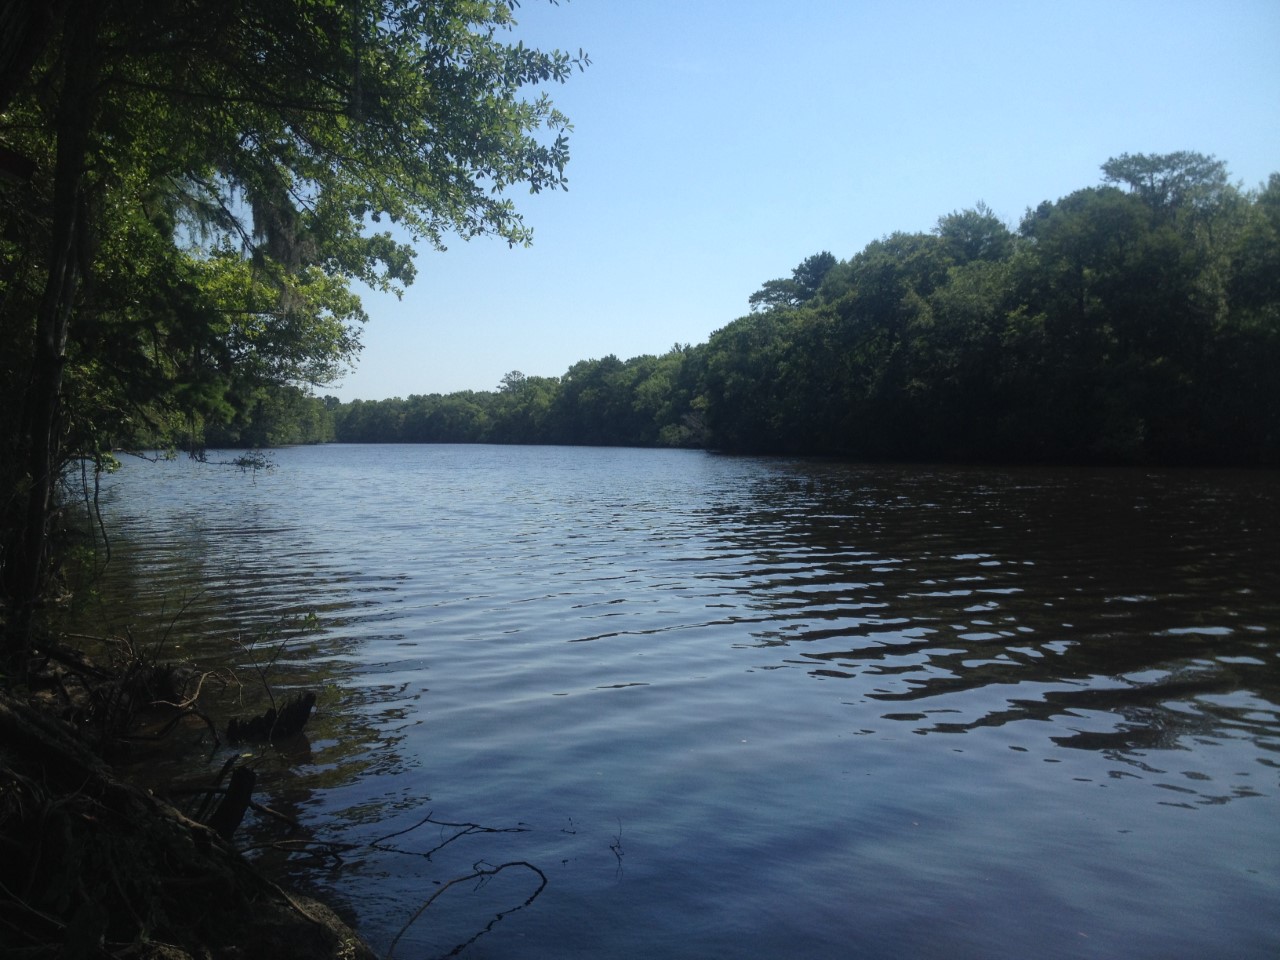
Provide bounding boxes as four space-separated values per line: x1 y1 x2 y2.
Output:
326 0 1280 401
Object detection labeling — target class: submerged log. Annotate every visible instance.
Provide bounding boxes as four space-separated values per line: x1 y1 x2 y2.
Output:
226 690 316 743
207 765 258 841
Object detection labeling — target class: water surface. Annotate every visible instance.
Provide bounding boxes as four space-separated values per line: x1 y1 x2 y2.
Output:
71 446 1280 959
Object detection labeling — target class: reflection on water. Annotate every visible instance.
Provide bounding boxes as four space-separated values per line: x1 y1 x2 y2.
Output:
709 465 1280 791
61 448 1280 959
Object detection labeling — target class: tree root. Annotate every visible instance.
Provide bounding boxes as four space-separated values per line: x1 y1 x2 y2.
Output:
0 692 376 960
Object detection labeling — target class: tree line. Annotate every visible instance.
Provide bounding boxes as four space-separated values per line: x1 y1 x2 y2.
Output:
321 350 706 447
288 152 1278 464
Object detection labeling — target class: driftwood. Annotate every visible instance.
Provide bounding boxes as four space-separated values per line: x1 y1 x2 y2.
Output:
206 765 258 841
226 690 316 743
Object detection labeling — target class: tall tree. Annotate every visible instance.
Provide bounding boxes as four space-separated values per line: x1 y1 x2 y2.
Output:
1101 151 1229 218
748 251 837 312
935 202 1013 264
0 0 587 633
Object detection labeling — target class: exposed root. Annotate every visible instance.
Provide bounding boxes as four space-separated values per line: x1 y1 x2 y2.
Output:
0 692 375 960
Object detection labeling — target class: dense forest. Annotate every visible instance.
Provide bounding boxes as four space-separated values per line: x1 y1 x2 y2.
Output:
243 152 1279 465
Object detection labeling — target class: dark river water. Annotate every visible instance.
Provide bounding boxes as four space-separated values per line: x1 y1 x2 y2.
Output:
63 445 1280 959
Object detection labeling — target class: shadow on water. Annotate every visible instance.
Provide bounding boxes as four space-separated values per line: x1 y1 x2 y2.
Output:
699 462 1280 794
42 449 1280 958
48 484 419 891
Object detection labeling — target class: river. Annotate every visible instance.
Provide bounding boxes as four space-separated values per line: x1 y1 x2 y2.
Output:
63 445 1280 959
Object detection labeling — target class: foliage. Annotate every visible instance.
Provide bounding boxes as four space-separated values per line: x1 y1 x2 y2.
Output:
748 250 837 312
322 152 1277 466
691 152 1278 463
329 344 707 447
0 0 587 616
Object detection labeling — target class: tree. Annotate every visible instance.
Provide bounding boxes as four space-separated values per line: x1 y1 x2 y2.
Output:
1101 151 1229 220
1013 156 1258 462
701 310 796 451
0 1 587 635
935 202 1013 264
748 251 837 312
550 355 630 444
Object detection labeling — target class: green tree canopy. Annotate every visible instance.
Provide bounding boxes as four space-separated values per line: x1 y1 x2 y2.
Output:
935 202 1013 264
748 251 837 312
1101 151 1229 217
0 0 587 622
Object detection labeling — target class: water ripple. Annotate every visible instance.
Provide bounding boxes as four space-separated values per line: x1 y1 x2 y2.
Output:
61 447 1280 960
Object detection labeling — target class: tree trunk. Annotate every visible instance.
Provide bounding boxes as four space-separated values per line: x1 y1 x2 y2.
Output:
0 0 69 114
5 2 100 637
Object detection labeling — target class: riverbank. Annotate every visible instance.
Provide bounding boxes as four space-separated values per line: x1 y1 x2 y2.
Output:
0 645 375 960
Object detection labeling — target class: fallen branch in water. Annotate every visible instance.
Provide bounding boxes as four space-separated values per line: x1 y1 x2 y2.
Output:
385 859 549 960
240 837 363 867
371 811 532 861
610 817 625 878
169 783 300 831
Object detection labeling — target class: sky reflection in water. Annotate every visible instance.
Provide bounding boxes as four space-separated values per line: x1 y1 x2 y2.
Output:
68 447 1280 959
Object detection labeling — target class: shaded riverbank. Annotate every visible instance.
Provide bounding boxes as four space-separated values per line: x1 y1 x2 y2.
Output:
0 652 376 960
